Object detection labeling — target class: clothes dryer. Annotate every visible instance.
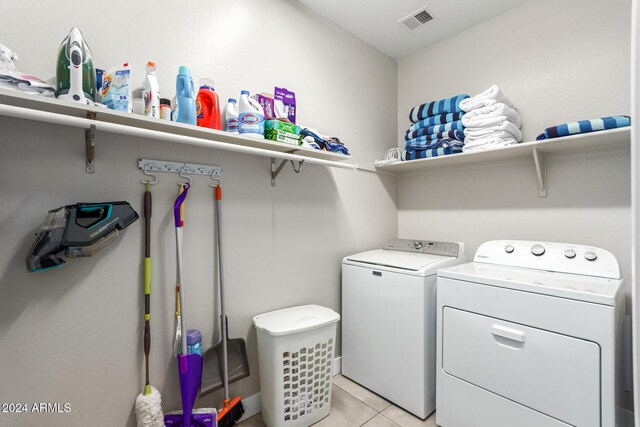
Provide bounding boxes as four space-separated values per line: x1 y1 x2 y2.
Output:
436 240 624 427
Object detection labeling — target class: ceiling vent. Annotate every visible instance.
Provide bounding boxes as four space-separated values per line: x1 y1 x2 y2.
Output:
398 7 433 31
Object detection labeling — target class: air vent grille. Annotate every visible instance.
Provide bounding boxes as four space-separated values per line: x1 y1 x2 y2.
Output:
398 7 433 31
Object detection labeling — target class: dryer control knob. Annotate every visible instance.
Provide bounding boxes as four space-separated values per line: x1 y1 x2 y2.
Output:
564 249 576 259
531 244 545 256
413 241 424 250
504 244 515 253
584 251 598 261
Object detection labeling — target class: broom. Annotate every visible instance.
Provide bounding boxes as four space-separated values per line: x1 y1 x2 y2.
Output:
213 183 244 427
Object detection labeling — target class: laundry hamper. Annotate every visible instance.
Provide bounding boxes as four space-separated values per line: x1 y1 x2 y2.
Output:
253 305 340 427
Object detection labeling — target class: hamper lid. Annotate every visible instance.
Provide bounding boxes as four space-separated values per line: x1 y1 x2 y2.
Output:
253 305 340 336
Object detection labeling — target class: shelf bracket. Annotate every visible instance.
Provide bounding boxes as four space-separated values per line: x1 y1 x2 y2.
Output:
271 158 304 187
532 147 546 197
85 124 96 174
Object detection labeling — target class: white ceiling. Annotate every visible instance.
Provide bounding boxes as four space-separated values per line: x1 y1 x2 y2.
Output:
299 0 529 59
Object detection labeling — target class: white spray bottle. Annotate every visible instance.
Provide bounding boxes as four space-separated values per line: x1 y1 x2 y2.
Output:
142 61 160 118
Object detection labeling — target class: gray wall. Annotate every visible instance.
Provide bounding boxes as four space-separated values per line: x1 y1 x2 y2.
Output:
397 0 632 409
0 1 398 425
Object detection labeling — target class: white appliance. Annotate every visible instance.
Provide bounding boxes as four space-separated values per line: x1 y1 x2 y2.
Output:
342 238 465 419
436 240 624 427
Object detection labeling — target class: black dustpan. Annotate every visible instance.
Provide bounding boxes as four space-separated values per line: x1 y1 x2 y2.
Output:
200 317 250 397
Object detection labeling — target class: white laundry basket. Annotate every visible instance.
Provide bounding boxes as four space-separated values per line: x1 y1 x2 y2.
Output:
253 305 340 427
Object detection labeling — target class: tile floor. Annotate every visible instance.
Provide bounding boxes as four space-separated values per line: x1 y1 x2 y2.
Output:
238 374 438 427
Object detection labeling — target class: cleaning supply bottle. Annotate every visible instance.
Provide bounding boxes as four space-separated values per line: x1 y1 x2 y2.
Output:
195 79 222 130
101 63 133 112
175 66 196 125
160 98 171 121
238 90 265 137
186 329 202 356
142 61 160 118
224 98 239 133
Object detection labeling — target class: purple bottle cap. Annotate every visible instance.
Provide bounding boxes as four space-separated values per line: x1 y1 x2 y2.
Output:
186 329 202 345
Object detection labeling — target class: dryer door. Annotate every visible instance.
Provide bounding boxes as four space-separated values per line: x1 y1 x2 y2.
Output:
442 307 600 427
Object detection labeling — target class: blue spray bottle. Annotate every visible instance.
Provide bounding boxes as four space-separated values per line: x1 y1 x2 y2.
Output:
176 66 196 125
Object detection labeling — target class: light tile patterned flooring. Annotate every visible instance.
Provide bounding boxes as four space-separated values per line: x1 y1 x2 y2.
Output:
238 374 438 427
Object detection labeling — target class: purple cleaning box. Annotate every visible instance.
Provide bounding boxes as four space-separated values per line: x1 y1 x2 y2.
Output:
274 87 296 124
252 87 296 123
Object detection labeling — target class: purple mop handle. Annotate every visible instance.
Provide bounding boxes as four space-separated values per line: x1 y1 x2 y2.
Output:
174 183 190 228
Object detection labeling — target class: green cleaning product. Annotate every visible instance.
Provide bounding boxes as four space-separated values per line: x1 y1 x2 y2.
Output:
55 27 96 103
264 119 301 145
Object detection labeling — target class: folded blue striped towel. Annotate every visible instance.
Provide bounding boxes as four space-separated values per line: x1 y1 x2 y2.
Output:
403 138 464 160
536 116 630 140
409 94 469 123
405 121 465 142
404 130 464 145
407 112 463 132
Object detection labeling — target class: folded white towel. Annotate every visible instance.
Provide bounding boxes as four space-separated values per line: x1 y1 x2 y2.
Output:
465 121 523 142
462 136 518 152
460 85 514 112
461 103 521 127
462 113 521 129
465 130 518 142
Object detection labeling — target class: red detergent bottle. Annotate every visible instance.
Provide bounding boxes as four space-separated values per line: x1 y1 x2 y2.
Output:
196 79 222 130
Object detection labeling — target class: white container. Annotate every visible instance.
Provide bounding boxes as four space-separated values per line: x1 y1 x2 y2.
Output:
142 61 160 118
253 305 340 427
224 98 239 133
238 89 264 137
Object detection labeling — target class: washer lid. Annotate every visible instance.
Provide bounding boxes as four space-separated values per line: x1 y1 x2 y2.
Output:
438 262 623 306
344 249 453 272
253 305 340 336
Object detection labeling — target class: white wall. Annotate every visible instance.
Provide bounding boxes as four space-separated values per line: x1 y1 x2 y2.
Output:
397 0 633 409
631 0 640 422
0 1 398 425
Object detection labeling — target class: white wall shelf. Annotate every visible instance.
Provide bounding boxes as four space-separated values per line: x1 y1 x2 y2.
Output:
0 89 354 184
375 127 630 197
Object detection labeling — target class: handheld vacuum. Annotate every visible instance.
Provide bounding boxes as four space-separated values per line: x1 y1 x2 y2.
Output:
26 202 138 272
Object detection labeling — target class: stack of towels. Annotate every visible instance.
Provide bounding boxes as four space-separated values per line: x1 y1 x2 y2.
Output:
403 93 469 160
460 85 522 152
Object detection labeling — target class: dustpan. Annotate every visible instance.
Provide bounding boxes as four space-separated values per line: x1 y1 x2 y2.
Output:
200 317 250 396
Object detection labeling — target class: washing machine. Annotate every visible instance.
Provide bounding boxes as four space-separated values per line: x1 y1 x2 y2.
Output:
436 240 624 427
342 238 465 419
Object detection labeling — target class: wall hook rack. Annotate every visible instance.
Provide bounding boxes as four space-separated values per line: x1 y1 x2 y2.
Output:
138 158 223 182
271 158 304 187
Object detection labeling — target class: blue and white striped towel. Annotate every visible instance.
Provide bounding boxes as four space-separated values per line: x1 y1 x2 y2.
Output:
403 130 464 145
403 138 464 160
406 112 463 131
406 121 465 141
536 116 630 140
409 94 469 123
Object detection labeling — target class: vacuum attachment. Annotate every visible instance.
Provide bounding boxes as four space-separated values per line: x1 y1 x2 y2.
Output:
26 201 139 272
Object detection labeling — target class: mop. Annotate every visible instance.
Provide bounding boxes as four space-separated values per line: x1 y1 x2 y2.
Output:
168 183 203 427
135 181 164 426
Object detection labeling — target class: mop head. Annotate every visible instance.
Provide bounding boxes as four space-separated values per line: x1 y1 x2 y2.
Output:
135 386 165 427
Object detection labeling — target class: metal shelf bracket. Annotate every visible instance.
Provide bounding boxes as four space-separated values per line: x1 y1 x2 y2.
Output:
271 158 304 187
85 124 96 174
532 147 546 197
